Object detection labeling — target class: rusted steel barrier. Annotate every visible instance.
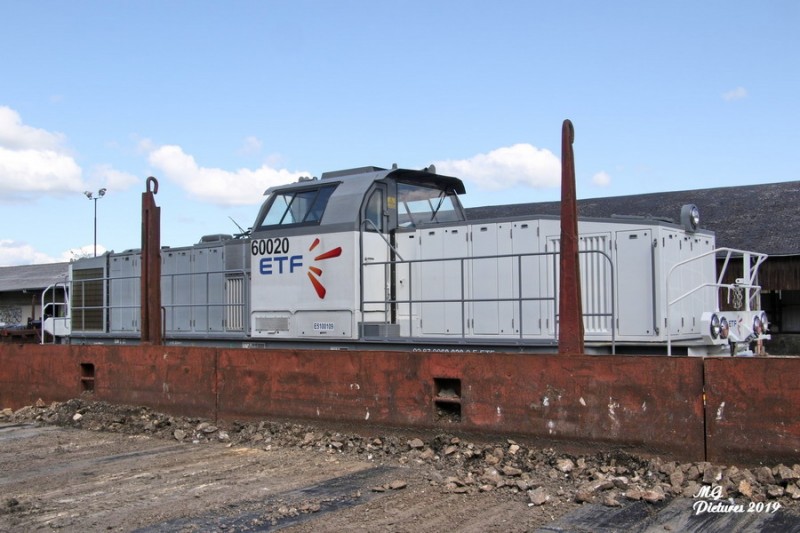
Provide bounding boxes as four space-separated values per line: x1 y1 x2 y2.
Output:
217 349 704 460
0 345 82 405
704 356 800 465
85 345 216 416
0 344 216 417
2 343 798 465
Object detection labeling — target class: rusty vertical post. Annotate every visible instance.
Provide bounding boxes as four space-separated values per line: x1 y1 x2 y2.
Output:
141 177 162 345
558 120 585 355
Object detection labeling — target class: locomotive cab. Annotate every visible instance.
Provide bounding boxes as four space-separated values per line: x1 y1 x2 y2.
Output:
248 166 466 341
251 166 466 234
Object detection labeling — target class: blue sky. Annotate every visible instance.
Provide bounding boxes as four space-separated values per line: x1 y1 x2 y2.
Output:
1 1 798 266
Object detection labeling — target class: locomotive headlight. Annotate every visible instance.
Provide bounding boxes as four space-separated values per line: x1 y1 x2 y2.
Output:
759 312 769 334
719 316 729 340
753 315 763 336
681 204 700 233
710 313 721 339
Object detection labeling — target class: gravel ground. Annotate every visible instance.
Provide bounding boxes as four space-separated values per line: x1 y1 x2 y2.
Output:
2 398 799 532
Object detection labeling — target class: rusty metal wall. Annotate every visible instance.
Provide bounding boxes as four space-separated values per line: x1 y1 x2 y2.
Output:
0 344 81 406
86 345 217 416
2 343 798 465
217 349 431 427
0 344 216 418
216 349 705 461
704 357 800 465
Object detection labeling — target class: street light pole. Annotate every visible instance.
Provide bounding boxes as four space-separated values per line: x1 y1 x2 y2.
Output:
84 188 107 257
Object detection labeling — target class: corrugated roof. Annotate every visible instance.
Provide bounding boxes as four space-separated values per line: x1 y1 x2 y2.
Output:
0 262 70 292
466 181 800 257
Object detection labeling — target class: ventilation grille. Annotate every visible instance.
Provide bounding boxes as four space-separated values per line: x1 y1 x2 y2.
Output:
578 235 612 334
255 317 289 332
225 277 245 331
71 268 104 331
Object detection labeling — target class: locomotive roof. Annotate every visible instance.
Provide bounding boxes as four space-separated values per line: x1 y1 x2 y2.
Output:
262 165 466 195
255 166 466 232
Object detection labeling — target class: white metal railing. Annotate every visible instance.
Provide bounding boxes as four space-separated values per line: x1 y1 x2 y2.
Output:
41 281 70 343
64 269 250 340
665 247 768 355
358 224 616 350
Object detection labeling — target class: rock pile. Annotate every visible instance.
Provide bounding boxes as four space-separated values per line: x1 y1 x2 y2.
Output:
3 398 799 511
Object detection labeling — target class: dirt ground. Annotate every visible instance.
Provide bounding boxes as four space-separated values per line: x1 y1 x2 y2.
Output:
2 399 799 532
0 423 575 532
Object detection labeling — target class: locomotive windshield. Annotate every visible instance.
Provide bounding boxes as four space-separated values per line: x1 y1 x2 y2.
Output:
255 184 337 229
397 181 462 227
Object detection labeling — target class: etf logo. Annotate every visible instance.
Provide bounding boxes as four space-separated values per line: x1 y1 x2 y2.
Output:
259 255 303 275
256 236 342 300
306 238 342 299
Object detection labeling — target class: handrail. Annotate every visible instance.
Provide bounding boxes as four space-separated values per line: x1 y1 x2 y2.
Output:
360 219 404 261
40 280 70 344
665 247 767 355
360 248 615 351
358 220 408 333
66 267 250 339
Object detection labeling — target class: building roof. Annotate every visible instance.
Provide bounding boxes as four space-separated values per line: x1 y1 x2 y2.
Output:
0 262 69 293
466 180 799 257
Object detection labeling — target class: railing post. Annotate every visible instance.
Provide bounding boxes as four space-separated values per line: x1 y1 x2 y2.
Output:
743 252 752 311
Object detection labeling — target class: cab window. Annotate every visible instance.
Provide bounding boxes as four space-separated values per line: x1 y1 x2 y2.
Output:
397 181 461 227
364 189 384 232
257 185 337 229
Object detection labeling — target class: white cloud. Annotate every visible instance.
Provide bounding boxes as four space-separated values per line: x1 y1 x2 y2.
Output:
0 239 58 266
592 171 611 187
0 147 84 195
434 144 561 191
237 136 263 156
147 144 310 206
0 106 65 150
89 164 140 190
0 106 84 199
136 137 156 154
722 86 748 102
0 239 108 266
